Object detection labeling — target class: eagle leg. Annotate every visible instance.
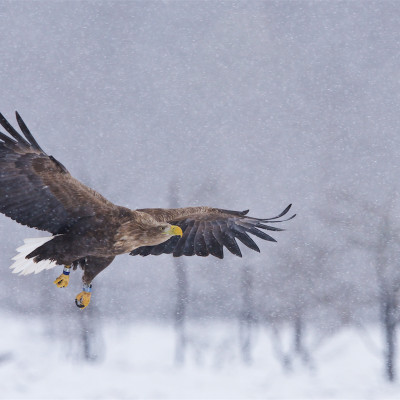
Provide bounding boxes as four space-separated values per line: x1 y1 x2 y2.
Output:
75 283 92 309
53 265 71 288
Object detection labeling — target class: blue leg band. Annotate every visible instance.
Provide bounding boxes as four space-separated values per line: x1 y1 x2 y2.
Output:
83 283 92 293
63 266 71 275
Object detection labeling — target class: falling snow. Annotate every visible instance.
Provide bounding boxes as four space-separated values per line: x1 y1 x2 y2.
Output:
1 1 400 398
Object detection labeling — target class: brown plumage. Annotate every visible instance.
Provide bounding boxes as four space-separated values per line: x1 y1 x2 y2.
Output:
0 112 295 308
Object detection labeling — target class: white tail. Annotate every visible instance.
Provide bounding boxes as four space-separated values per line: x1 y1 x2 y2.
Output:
10 237 59 275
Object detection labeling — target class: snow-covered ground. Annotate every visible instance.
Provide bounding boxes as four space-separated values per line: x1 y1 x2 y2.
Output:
0 312 400 399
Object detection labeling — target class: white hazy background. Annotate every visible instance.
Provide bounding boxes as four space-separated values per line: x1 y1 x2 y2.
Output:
1 1 400 399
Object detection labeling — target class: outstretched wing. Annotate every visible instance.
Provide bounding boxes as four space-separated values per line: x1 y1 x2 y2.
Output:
0 112 118 234
130 205 295 259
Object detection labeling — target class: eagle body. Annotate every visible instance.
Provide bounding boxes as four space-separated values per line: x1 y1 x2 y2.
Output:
0 112 295 308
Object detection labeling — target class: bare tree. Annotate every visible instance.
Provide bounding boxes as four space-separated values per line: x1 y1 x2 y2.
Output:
239 264 256 364
169 181 189 365
326 191 400 381
372 214 400 381
255 227 346 372
79 304 103 362
174 257 188 365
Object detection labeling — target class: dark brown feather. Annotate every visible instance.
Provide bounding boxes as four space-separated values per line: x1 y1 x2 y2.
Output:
0 113 120 234
131 205 295 259
194 221 209 257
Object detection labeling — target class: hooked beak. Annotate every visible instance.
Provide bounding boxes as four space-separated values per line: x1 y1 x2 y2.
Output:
167 225 183 237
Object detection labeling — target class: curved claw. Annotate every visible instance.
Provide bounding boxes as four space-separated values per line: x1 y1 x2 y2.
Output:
75 291 91 309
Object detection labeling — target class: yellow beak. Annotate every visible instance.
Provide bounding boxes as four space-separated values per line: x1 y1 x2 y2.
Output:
168 225 183 237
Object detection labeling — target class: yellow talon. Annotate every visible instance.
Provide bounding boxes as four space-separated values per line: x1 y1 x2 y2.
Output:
53 274 69 288
75 291 91 309
53 265 71 288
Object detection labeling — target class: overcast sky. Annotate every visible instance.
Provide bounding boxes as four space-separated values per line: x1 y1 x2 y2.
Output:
0 1 399 317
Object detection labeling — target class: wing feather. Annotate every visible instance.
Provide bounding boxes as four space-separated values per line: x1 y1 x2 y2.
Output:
232 229 260 253
204 223 223 259
245 227 277 242
131 205 294 259
173 220 195 257
0 113 30 148
15 111 44 153
0 112 118 234
216 221 242 257
194 221 209 257
182 220 200 256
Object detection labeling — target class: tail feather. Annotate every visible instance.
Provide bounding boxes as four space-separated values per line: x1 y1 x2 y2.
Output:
10 237 59 275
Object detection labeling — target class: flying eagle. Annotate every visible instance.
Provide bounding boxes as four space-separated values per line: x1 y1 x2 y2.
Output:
0 112 295 309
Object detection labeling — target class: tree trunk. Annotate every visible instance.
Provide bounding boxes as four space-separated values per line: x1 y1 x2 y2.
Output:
382 295 397 382
293 314 313 368
239 265 254 364
80 306 100 362
174 258 188 365
294 314 302 354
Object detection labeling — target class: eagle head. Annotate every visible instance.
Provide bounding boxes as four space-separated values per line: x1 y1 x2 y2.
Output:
116 217 183 253
157 224 183 239
138 223 183 247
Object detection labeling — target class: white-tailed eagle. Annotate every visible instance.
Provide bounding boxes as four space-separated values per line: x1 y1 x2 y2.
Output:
0 112 295 308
